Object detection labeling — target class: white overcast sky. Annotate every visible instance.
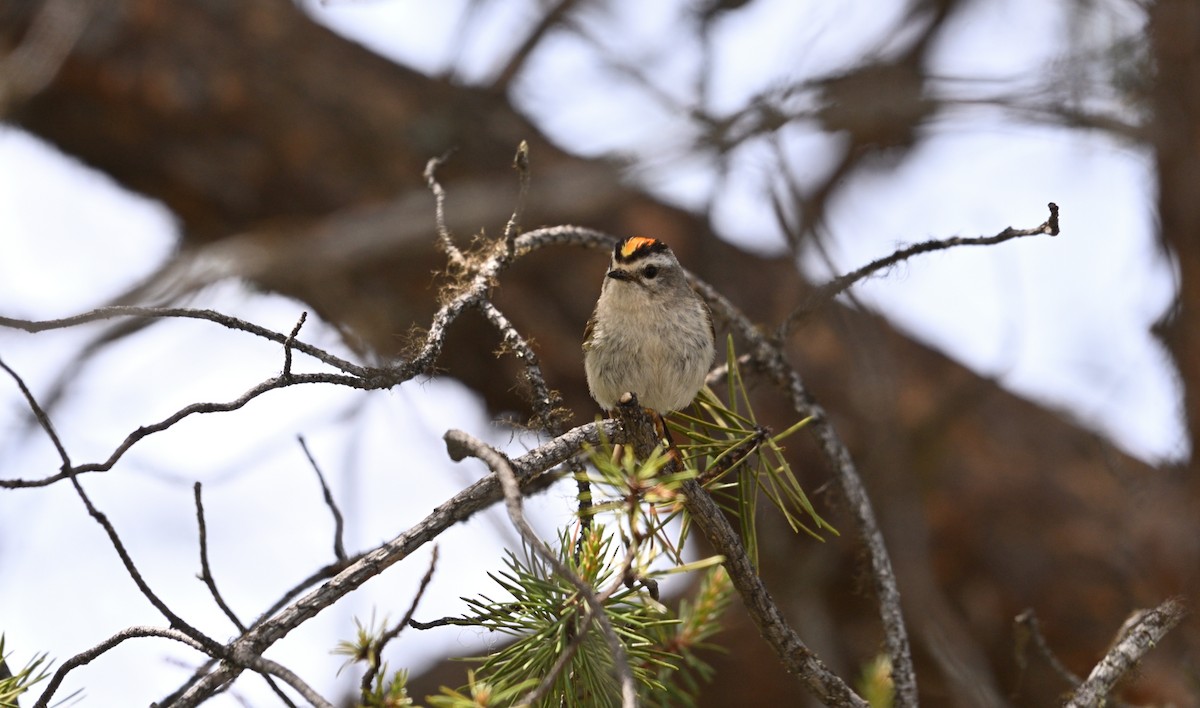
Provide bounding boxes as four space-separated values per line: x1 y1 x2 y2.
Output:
0 0 1181 705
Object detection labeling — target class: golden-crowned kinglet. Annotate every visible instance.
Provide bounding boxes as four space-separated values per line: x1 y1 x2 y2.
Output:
583 236 715 414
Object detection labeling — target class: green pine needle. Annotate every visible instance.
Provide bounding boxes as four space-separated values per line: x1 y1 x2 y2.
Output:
666 335 838 552
0 634 52 708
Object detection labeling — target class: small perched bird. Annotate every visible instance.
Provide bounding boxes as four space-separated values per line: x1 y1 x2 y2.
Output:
583 236 715 415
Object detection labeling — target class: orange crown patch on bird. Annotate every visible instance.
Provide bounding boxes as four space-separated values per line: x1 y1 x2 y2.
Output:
615 236 670 263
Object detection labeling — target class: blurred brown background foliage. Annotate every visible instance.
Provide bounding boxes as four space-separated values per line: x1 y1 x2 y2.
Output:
2 0 1198 704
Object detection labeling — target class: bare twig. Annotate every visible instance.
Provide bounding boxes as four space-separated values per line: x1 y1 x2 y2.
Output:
424 151 465 266
406 615 474 631
1 370 369 488
0 357 71 469
443 428 638 708
297 436 348 563
195 487 303 708
502 140 531 259
34 626 208 708
66 473 225 657
1065 597 1186 708
226 650 332 708
194 482 248 633
359 546 439 697
0 306 366 376
474 300 564 431
682 475 868 707
779 202 1061 336
475 299 591 529
1014 608 1083 688
282 311 307 381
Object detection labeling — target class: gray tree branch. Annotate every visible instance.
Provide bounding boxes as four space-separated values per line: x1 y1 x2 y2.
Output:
1065 597 1187 708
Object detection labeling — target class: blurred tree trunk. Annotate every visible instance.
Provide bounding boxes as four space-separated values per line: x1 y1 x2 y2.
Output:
1149 0 1200 486
2 0 1196 704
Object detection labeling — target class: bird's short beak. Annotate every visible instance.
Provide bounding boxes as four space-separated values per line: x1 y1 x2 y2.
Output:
606 269 633 281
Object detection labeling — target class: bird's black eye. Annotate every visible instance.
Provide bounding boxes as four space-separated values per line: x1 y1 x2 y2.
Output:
642 265 659 279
